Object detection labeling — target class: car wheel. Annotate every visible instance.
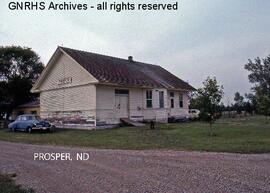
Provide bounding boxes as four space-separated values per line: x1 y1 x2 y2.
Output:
27 127 32 133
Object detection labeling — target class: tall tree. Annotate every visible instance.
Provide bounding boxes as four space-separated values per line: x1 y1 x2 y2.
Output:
234 92 244 114
0 46 44 81
245 93 257 115
245 55 270 121
0 46 44 119
192 77 224 136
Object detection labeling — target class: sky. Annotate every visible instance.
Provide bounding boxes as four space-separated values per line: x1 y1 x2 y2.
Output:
1 0 270 104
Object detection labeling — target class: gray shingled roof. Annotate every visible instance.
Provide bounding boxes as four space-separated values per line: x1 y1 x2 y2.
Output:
61 47 196 91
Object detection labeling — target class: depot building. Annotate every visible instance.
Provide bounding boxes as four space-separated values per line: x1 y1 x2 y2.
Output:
31 47 195 129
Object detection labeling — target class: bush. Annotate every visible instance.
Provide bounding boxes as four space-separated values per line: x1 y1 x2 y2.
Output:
199 112 211 122
0 173 34 193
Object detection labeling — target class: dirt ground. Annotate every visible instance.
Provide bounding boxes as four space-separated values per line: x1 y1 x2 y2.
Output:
0 141 269 193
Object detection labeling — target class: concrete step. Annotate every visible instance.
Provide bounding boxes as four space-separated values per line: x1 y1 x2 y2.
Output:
120 118 145 127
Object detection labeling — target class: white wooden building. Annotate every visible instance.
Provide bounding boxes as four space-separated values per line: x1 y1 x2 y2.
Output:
31 47 195 128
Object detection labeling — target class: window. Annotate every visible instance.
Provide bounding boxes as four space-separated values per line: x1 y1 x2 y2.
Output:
31 111 37 115
170 92 174 108
171 99 174 108
179 93 184 108
27 116 34 120
159 91 164 108
21 116 27 121
146 90 152 108
115 89 129 95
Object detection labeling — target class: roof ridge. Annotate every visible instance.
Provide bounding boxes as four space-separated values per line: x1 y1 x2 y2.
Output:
58 46 196 91
59 46 161 68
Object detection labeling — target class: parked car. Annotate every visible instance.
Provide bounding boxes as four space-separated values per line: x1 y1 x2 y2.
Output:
188 109 200 120
8 114 55 133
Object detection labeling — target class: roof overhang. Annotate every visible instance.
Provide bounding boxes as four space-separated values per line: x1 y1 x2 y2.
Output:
97 82 196 92
31 47 62 93
31 46 99 93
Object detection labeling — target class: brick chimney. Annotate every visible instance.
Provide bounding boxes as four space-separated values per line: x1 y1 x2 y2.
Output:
128 56 133 62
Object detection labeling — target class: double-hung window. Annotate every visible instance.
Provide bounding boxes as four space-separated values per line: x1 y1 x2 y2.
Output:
170 92 174 108
179 93 184 108
146 90 152 108
159 91 164 108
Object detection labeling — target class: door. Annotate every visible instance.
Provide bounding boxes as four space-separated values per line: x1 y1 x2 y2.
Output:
115 95 129 118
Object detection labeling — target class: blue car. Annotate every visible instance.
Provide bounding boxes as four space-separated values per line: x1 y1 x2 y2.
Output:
8 114 54 133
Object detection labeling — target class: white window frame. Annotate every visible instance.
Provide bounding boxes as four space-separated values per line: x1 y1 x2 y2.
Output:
170 92 174 108
146 90 153 108
159 91 164 108
179 93 184 108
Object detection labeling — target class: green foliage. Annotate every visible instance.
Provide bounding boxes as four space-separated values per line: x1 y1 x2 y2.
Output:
259 94 270 117
0 116 269 153
191 77 224 120
190 77 224 136
0 173 34 193
245 93 258 113
234 92 244 105
234 92 244 114
0 46 44 81
0 46 44 119
245 55 270 117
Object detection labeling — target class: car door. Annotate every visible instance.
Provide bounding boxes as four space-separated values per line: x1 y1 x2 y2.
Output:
15 116 23 130
18 116 27 130
13 117 20 129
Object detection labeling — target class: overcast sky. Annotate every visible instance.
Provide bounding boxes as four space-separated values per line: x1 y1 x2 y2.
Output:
1 0 270 104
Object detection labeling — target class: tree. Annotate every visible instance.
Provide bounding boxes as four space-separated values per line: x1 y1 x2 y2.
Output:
234 92 244 114
0 46 44 119
192 77 224 136
245 55 270 121
189 92 200 109
244 93 257 115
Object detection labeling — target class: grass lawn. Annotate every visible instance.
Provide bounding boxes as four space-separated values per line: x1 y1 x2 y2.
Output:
0 116 269 153
0 173 34 193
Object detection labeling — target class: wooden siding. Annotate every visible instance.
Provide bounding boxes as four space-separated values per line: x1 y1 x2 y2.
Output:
40 85 95 112
39 52 97 91
96 85 190 124
167 91 190 117
142 88 168 122
38 52 96 127
96 85 116 124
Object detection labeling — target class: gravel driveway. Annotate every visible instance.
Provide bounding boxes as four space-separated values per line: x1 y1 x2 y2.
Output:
0 141 269 193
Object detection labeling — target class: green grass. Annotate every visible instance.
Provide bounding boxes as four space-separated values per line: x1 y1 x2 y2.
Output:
0 173 34 193
0 116 269 153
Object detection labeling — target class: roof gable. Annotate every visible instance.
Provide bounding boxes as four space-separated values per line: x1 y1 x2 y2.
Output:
61 47 196 91
31 47 98 93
